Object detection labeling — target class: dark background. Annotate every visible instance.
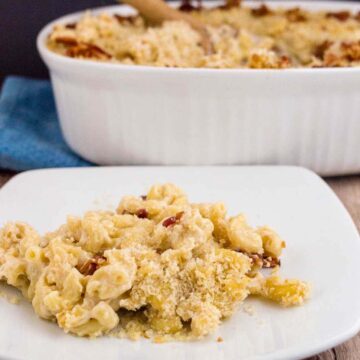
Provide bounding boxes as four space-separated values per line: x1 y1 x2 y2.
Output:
0 0 189 85
0 0 357 85
0 0 115 85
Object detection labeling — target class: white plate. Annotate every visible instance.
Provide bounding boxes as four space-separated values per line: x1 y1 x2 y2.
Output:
0 166 359 360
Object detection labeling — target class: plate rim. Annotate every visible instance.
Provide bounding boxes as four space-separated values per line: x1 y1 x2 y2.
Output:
0 165 359 360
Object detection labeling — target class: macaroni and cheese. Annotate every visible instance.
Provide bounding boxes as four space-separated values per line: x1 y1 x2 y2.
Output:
0 184 309 341
47 1 360 68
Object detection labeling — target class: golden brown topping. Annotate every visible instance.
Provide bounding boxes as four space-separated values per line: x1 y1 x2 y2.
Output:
217 336 224 343
285 8 307 22
66 43 111 60
47 4 360 70
251 4 272 17
314 40 333 59
162 211 184 227
326 11 351 22
77 255 106 276
140 195 147 201
136 208 149 219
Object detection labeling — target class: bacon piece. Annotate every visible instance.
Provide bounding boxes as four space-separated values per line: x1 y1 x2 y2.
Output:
179 0 202 12
65 22 77 29
54 36 77 46
248 253 263 268
314 40 333 59
77 255 106 276
279 55 291 68
239 251 281 269
326 11 351 22
251 4 272 17
262 256 281 268
162 212 184 227
218 0 241 10
66 43 111 60
136 209 149 219
285 8 307 22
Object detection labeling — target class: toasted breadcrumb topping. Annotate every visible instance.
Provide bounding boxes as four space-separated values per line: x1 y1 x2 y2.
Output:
47 1 360 68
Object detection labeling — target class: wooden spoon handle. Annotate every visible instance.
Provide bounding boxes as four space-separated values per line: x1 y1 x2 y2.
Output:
121 0 213 54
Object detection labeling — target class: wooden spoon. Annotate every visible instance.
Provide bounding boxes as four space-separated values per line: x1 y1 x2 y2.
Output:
121 0 213 54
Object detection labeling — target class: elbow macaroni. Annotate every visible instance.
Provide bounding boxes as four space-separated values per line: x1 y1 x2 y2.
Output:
0 183 310 341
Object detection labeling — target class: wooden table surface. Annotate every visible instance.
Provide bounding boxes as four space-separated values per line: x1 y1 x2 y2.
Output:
0 171 359 360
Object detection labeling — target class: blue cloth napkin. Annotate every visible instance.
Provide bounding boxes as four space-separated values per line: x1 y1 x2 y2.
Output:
0 76 93 171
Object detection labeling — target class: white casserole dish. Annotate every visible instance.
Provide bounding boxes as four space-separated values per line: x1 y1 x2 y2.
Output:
37 1 360 176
